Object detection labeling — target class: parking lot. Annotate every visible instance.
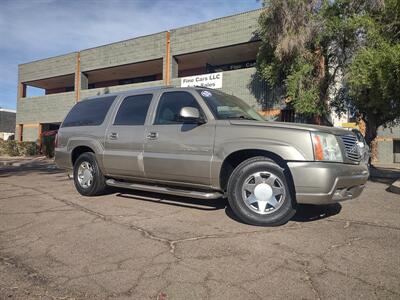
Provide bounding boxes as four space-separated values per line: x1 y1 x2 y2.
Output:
0 158 399 299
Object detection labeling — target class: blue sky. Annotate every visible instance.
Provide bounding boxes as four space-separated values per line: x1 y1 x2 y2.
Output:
0 0 261 110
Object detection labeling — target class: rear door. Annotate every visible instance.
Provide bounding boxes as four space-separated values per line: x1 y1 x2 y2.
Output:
102 93 153 178
143 91 215 185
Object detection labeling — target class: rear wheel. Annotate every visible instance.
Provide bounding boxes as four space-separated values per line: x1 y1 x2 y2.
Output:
73 152 107 196
227 156 296 226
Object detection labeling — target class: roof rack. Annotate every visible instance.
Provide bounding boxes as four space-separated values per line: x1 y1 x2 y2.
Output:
193 86 216 89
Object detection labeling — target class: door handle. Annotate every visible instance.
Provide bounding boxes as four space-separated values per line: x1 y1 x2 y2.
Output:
108 132 118 140
147 132 158 140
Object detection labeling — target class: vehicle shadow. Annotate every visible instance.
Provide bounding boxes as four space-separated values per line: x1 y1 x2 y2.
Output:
115 188 342 224
225 203 342 226
0 162 64 178
291 203 342 222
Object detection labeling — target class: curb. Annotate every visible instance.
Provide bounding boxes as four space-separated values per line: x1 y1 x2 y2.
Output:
389 179 400 195
369 167 400 180
0 161 21 167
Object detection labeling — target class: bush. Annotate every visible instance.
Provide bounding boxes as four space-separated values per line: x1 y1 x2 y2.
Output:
0 140 19 156
0 140 38 157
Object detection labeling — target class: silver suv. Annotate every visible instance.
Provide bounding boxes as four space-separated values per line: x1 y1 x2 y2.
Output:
55 86 369 226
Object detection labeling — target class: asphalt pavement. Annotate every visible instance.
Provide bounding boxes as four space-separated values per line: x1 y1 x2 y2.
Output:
0 159 399 299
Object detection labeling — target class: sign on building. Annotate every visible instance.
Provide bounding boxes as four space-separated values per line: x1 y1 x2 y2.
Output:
180 72 223 89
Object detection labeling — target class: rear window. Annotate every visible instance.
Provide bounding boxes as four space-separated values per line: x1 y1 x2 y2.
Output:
62 96 116 127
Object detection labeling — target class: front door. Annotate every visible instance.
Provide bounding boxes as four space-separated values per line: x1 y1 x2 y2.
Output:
103 94 153 178
144 91 215 186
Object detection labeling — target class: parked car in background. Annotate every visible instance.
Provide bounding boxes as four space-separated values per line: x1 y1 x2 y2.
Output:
55 86 369 226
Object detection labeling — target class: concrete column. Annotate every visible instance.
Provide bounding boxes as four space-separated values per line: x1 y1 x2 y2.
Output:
80 72 88 90
74 52 81 101
171 57 178 79
163 31 178 85
16 79 26 141
164 32 171 85
17 124 23 142
18 82 26 98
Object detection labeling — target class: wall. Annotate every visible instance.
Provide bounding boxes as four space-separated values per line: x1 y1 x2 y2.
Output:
16 92 76 124
0 111 16 133
19 53 77 83
376 140 393 163
378 126 400 139
22 126 39 142
170 10 260 56
80 80 165 99
221 67 267 108
80 32 166 72
376 126 400 163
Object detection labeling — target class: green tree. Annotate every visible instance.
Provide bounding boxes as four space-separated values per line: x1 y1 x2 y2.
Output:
256 0 400 143
257 0 326 120
343 0 400 144
345 44 400 143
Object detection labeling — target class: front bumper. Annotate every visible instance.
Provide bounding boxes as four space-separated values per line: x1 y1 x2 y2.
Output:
288 161 369 205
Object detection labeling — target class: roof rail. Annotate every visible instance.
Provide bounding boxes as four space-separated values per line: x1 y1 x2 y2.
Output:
193 86 216 89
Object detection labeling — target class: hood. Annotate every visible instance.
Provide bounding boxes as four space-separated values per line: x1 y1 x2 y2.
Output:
229 120 350 135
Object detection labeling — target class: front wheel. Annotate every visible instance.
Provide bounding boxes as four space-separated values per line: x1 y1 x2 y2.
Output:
227 157 296 226
73 152 107 196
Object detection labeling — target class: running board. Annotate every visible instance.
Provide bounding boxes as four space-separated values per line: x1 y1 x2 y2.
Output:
105 179 223 200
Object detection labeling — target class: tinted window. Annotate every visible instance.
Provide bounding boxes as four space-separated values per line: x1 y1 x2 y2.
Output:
154 91 203 125
62 96 116 127
114 94 153 125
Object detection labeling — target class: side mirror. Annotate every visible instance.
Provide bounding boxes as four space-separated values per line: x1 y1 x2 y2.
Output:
179 107 205 123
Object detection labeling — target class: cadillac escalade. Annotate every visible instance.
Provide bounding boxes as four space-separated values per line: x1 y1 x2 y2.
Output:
55 86 369 226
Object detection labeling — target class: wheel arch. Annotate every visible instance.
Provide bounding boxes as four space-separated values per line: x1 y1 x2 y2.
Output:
218 149 296 199
71 146 95 166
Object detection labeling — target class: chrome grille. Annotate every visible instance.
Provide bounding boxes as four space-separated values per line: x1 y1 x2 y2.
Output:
341 134 361 162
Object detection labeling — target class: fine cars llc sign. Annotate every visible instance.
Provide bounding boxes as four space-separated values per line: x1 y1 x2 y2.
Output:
180 72 223 89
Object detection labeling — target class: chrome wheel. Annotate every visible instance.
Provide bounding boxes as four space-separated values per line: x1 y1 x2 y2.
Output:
242 171 285 215
77 161 94 189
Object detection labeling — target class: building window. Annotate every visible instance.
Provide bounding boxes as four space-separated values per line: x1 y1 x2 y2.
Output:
119 75 157 85
206 60 256 73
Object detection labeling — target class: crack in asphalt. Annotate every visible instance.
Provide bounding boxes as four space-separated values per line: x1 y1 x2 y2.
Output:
0 181 310 299
1 179 400 299
326 218 400 231
0 255 49 286
0 182 304 257
273 238 400 298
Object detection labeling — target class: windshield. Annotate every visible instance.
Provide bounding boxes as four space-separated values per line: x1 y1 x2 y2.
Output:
197 89 265 121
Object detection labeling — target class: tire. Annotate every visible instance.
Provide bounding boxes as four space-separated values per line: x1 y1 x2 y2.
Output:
227 156 296 226
73 152 107 196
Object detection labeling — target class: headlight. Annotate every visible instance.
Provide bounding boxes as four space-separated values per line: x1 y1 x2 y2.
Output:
311 132 343 162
